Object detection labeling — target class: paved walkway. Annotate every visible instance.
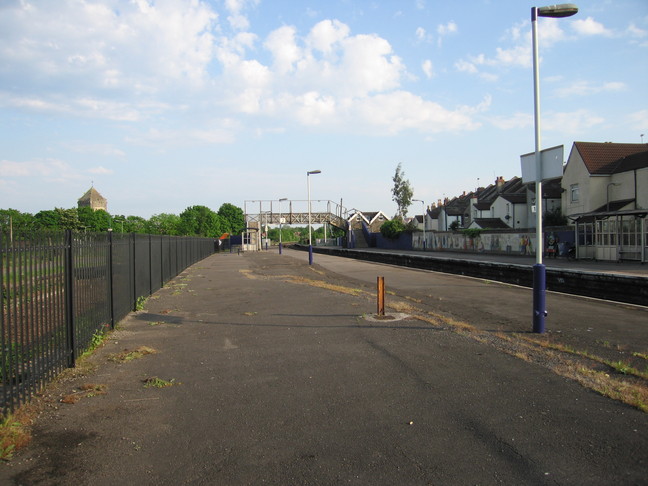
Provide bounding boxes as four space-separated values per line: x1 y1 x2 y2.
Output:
1 250 646 485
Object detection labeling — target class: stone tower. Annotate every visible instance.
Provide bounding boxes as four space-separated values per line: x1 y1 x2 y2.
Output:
77 186 107 211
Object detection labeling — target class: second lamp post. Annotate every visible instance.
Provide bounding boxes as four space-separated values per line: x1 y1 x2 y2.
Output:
307 170 321 265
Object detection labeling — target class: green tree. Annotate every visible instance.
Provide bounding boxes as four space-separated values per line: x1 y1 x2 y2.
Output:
147 213 181 235
55 208 81 230
34 209 61 229
217 203 245 235
78 207 112 232
179 205 223 237
391 163 414 220
124 215 147 234
0 209 35 236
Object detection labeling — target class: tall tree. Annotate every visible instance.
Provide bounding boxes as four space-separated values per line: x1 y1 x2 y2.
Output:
391 163 414 220
55 208 81 230
0 209 35 236
217 203 245 234
147 213 181 235
179 205 223 237
124 215 148 234
34 209 61 229
78 207 111 232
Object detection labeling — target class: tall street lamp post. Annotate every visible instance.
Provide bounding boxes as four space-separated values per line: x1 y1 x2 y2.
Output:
531 3 578 334
413 199 426 250
278 198 287 254
307 170 321 265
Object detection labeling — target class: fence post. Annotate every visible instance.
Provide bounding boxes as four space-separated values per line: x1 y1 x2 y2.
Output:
108 230 115 329
148 234 153 297
64 229 76 368
132 233 137 311
160 236 164 289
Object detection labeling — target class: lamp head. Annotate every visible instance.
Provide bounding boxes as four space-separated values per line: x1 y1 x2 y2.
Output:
537 4 578 18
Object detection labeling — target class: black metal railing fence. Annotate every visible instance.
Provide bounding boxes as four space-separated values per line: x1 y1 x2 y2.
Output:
1 229 216 415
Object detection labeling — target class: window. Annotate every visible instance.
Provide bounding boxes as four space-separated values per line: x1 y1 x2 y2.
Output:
570 184 579 203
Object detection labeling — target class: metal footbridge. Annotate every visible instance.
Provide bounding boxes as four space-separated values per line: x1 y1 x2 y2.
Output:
244 200 349 231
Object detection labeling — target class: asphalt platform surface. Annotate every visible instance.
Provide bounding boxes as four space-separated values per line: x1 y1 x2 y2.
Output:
2 249 647 485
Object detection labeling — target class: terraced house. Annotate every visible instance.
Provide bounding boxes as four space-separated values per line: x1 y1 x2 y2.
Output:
562 142 648 262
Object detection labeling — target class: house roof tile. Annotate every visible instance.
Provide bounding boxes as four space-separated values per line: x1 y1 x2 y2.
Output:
574 142 648 175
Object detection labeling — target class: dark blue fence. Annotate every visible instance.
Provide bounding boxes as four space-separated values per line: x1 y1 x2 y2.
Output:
1 230 215 415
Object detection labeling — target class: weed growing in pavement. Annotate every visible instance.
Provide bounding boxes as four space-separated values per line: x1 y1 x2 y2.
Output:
286 276 365 296
633 351 648 361
607 360 639 376
0 414 31 461
61 384 107 404
80 324 111 359
108 346 157 363
89 330 104 350
135 296 147 311
517 335 648 380
143 377 178 388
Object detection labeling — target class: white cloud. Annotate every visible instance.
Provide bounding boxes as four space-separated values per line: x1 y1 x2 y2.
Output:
627 23 647 39
293 91 337 125
626 23 648 47
489 113 533 130
422 60 434 79
544 109 605 134
0 158 80 182
455 17 571 79
1 94 144 121
554 81 626 98
0 0 218 97
454 59 478 74
572 17 613 37
436 21 457 47
260 21 405 98
127 124 238 148
492 45 531 68
264 25 302 75
224 0 259 31
340 34 405 95
88 166 114 175
0 3 483 140
627 110 648 130
353 91 481 135
437 21 457 36
61 142 126 158
416 27 427 42
307 19 350 55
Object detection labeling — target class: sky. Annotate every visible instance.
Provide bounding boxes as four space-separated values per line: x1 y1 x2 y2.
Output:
1 0 647 219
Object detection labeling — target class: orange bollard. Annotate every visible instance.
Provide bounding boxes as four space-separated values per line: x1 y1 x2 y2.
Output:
377 276 385 316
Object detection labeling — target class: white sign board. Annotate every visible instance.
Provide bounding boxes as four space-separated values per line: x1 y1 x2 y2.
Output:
520 145 564 183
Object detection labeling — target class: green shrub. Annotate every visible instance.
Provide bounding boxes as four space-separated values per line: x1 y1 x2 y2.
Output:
380 219 406 239
462 228 483 239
